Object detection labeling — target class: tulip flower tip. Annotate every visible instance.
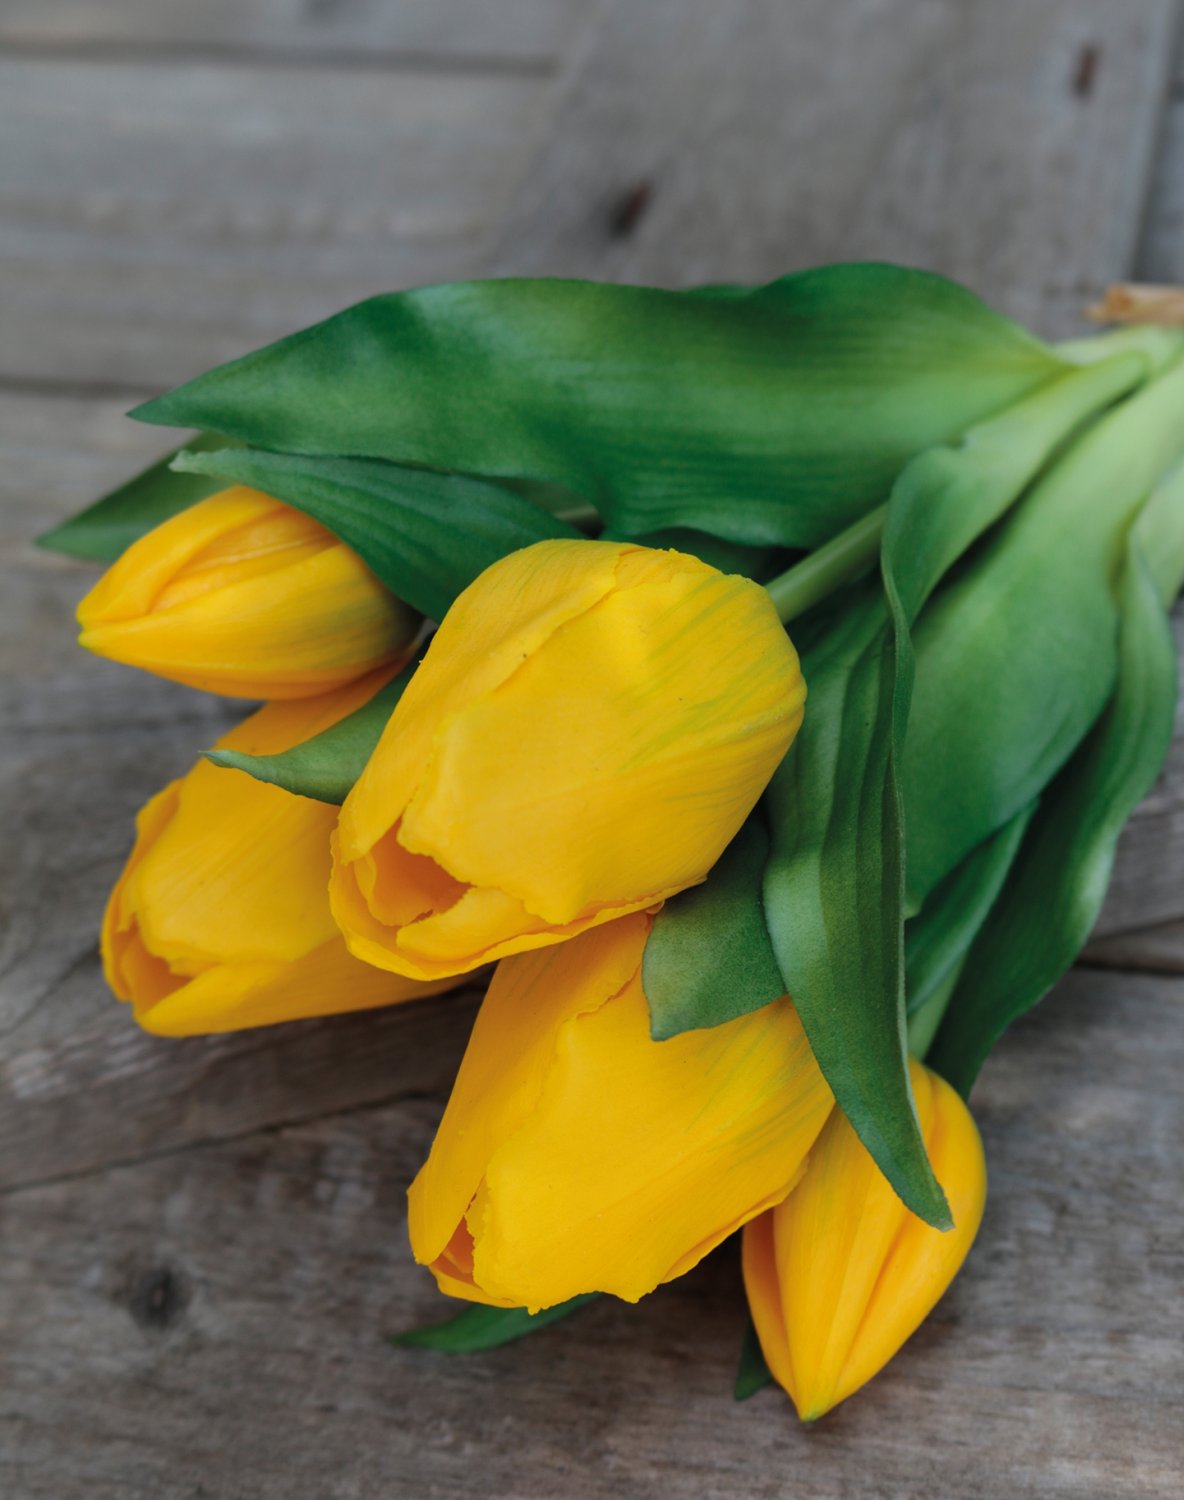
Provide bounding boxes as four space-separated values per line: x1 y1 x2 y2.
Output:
795 1399 831 1423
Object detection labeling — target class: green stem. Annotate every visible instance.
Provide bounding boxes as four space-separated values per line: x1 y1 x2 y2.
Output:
554 501 601 528
906 962 963 1060
764 503 887 624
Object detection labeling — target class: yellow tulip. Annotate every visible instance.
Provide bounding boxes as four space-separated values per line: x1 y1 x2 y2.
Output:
407 912 833 1311
742 1058 986 1420
331 539 805 981
77 486 418 698
103 669 456 1035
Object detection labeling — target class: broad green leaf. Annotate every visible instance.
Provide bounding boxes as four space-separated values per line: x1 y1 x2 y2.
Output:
746 355 1153 1225
206 661 417 802
131 266 1076 550
174 446 581 622
35 432 243 561
643 819 785 1039
929 458 1184 1096
763 582 950 1224
389 1294 598 1353
734 1318 774 1401
904 806 1034 1024
902 350 1184 909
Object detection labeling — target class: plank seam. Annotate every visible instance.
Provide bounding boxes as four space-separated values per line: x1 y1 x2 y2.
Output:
0 37 554 78
0 374 162 402
0 1086 452 1200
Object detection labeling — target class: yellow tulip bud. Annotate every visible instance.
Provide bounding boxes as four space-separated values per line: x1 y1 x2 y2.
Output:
407 912 833 1311
103 669 455 1035
331 539 805 981
77 486 418 698
742 1058 986 1420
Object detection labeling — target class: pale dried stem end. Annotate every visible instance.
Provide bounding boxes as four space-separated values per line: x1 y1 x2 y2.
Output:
1086 284 1184 326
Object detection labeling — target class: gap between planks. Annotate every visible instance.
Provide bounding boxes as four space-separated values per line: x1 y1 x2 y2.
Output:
0 36 557 78
0 1082 453 1202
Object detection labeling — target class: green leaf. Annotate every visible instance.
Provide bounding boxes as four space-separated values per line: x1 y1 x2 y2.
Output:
904 805 1034 1024
758 353 1155 1227
131 266 1074 550
207 660 416 802
175 446 581 623
390 1294 598 1353
35 432 243 561
929 458 1184 1095
764 581 951 1224
903 808 1035 1059
490 475 593 520
644 819 785 1039
902 350 1184 909
643 353 1153 1143
905 961 965 1063
734 1318 774 1401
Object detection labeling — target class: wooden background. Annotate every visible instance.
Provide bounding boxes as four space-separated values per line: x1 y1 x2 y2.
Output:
3 2 1184 1495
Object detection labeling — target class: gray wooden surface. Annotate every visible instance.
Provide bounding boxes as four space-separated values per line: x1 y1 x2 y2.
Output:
2 2 1183 1496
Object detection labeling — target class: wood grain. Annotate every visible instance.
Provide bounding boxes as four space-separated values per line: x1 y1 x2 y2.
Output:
1090 607 1184 941
2 0 1176 392
1083 917 1184 970
0 55 555 389
0 0 596 66
489 0 1180 337
1 972 1180 1498
1131 19 1184 288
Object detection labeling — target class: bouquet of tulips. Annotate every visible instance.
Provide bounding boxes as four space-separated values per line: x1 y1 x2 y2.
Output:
42 265 1184 1421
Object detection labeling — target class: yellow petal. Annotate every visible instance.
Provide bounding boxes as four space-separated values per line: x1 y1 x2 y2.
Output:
337 538 624 863
402 548 799 918
132 757 342 967
334 540 804 979
827 1070 986 1410
407 914 833 1310
743 1059 986 1420
102 671 455 1033
137 936 457 1037
102 779 185 1013
331 858 643 982
78 487 418 698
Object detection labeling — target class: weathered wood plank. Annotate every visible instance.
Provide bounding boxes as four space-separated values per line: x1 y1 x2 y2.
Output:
1 970 1180 1498
1083 917 1184 970
2 0 1175 393
490 0 1179 338
1090 608 1184 938
1136 45 1184 284
1087 29 1184 962
0 56 554 388
0 0 594 65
